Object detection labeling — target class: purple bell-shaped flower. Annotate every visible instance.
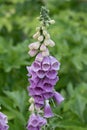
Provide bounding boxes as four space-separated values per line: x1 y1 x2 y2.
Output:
53 91 64 105
44 100 54 118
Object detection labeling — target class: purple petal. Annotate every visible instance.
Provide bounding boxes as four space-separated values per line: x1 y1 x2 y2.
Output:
49 76 59 85
32 61 41 72
44 100 54 118
26 66 32 76
29 77 39 87
27 126 40 130
0 112 9 130
28 69 37 79
34 87 44 95
27 114 39 127
28 79 36 88
46 70 57 79
38 117 47 126
35 53 43 62
37 79 44 88
53 91 64 104
37 70 46 78
42 57 50 71
27 87 35 96
43 83 53 92
49 56 60 70
35 100 44 108
34 95 44 102
43 92 54 99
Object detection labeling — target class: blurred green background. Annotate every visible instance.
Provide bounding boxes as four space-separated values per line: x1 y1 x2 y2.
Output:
0 0 87 130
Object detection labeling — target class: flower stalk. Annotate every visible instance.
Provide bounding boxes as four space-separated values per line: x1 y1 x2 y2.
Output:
26 6 64 130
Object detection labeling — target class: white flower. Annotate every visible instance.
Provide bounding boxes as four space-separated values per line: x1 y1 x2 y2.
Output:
29 97 34 103
40 44 47 51
44 39 55 47
28 49 38 57
45 33 50 39
29 104 34 112
38 35 44 42
49 39 55 47
28 42 40 50
44 40 50 46
33 31 40 39
43 30 48 35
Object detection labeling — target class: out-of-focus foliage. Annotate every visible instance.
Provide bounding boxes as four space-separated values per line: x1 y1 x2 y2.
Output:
0 0 87 130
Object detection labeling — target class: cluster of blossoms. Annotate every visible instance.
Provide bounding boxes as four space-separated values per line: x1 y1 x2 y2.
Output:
0 112 9 130
26 7 64 130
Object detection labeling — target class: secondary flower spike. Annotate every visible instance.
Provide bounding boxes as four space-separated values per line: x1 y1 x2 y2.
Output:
0 112 9 130
26 6 64 130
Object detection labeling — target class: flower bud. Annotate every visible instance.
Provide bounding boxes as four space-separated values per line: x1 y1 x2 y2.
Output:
44 40 50 46
40 44 47 51
45 34 50 39
38 35 44 42
28 49 38 57
33 32 40 39
29 104 34 112
28 42 40 50
49 40 55 47
43 30 47 35
29 97 34 103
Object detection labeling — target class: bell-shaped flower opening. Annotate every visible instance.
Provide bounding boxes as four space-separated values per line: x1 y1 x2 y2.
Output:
32 61 41 72
28 87 35 96
43 92 54 100
46 70 57 79
49 76 59 86
28 114 39 127
38 117 47 127
35 100 44 108
49 56 60 70
34 87 44 95
43 83 53 92
53 91 64 105
37 70 46 78
42 57 50 71
34 95 44 102
28 79 36 88
44 100 54 118
35 103 44 108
